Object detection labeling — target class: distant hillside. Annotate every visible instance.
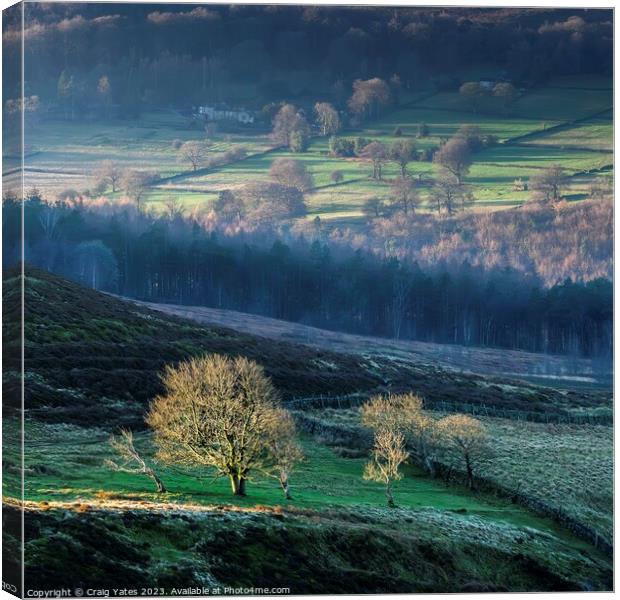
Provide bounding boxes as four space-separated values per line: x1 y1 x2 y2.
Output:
3 265 611 427
135 299 612 389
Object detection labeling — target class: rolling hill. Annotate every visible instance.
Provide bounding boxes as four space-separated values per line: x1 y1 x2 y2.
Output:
1 266 613 593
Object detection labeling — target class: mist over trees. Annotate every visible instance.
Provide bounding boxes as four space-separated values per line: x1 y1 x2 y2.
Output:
4 193 612 359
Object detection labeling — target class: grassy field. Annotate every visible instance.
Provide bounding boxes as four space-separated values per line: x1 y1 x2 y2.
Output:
3 268 613 592
11 73 612 223
519 120 613 151
3 413 613 591
3 416 606 559
3 419 553 526
304 407 613 546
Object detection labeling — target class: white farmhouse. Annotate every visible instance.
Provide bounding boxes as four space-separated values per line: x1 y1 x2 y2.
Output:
195 105 255 124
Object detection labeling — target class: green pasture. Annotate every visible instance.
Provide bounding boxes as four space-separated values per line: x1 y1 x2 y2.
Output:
408 82 611 123
7 418 597 551
511 81 612 121
520 121 613 151
304 407 613 545
11 74 614 221
20 111 271 196
363 104 557 144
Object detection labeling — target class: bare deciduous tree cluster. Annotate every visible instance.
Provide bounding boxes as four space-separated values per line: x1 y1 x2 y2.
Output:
146 354 302 497
361 393 489 506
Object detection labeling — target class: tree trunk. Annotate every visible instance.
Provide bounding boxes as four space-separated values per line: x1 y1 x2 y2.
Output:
386 481 395 508
465 454 473 489
230 474 247 496
149 471 166 493
230 474 241 495
280 475 292 500
424 456 436 478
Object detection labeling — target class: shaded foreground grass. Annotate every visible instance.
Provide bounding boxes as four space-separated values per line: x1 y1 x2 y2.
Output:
4 416 604 557
7 498 612 594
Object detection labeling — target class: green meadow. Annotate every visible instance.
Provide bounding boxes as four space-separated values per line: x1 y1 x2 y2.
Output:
6 418 599 554
17 74 613 222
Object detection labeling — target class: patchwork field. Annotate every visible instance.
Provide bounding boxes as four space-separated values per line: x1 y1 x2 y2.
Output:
10 74 612 224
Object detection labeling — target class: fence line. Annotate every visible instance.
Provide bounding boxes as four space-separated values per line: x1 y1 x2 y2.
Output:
286 393 612 425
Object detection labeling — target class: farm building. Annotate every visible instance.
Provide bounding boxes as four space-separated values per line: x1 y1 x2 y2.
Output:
194 104 255 124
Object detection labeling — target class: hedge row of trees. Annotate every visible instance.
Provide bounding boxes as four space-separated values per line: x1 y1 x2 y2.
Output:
362 393 488 505
4 194 612 358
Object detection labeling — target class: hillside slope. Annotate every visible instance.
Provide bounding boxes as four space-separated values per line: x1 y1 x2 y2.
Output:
4 266 394 425
135 299 612 388
3 266 611 426
6 501 613 593
2 266 613 593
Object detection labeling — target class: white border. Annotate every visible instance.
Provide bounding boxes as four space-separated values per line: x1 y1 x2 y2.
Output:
0 2 616 600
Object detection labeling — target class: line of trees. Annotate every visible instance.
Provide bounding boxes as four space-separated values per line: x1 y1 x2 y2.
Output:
105 357 489 506
4 193 612 358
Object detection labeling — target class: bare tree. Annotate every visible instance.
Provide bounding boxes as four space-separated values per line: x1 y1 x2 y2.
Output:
178 141 208 171
529 164 567 203
390 176 420 216
589 175 613 199
330 170 344 185
105 429 166 493
459 81 484 113
361 393 424 434
269 158 314 192
95 160 121 193
455 124 484 152
240 181 307 226
429 172 473 215
363 197 389 220
348 78 392 121
97 75 112 118
122 170 154 210
147 354 288 496
362 393 441 476
436 414 488 488
389 139 416 177
271 104 310 149
265 408 304 500
314 102 341 136
213 189 244 223
164 196 184 219
361 141 388 180
434 137 472 184
363 428 408 508
493 82 517 112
